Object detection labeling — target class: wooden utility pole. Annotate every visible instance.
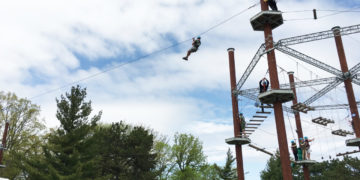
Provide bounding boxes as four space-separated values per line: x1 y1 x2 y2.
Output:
227 48 245 180
259 1 293 179
288 72 310 180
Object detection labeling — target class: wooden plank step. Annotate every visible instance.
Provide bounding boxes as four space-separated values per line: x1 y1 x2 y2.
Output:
253 115 267 118
247 123 261 126
245 130 255 132
256 111 271 114
250 119 264 122
245 127 258 129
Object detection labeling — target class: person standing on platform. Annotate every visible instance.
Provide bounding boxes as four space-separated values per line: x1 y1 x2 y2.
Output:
300 137 307 160
291 140 298 161
259 77 269 93
304 136 314 160
264 0 278 11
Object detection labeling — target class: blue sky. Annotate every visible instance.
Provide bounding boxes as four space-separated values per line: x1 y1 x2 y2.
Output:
1 0 360 179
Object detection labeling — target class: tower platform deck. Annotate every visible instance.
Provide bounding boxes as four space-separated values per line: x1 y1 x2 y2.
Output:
258 89 294 104
250 10 283 31
225 137 251 145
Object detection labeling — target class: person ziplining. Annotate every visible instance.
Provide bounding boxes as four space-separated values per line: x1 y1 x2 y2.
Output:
183 37 201 61
264 0 278 11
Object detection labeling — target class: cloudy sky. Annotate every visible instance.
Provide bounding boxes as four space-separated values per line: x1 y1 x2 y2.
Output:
1 0 360 179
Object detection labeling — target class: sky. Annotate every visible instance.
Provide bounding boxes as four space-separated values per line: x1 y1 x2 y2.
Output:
1 0 360 179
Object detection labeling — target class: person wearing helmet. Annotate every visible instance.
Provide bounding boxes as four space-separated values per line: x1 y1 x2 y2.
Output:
264 0 278 11
259 77 269 93
183 37 201 61
291 140 298 161
304 136 314 159
239 113 246 137
299 137 307 160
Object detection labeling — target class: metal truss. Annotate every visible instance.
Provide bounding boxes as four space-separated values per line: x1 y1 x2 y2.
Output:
238 92 294 113
236 44 266 91
303 79 343 105
235 77 338 95
276 45 343 77
312 101 360 111
278 24 360 46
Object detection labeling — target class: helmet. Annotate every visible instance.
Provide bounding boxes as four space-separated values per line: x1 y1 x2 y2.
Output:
304 136 308 140
197 36 201 39
240 113 243 115
299 138 303 140
291 140 295 143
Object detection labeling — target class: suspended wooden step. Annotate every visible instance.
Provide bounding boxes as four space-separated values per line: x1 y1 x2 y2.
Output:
311 117 334 126
259 105 273 109
248 144 274 156
247 123 261 126
258 89 294 104
336 149 360 156
295 160 317 166
346 138 360 147
291 103 314 113
245 126 257 129
250 10 283 31
256 111 271 114
225 137 251 145
245 130 255 132
332 129 354 137
250 119 264 122
253 115 267 118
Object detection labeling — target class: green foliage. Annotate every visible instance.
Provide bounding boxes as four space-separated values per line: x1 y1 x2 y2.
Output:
95 122 157 180
309 156 360 180
24 85 102 179
170 133 206 179
261 150 360 180
153 136 175 179
214 148 237 180
0 92 45 179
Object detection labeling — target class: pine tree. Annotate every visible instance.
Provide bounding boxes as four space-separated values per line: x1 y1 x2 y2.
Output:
28 85 102 179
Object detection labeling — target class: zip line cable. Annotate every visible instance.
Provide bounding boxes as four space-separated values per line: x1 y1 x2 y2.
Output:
28 2 259 100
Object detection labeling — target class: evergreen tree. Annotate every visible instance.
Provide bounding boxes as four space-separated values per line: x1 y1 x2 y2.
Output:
26 85 102 179
214 148 237 179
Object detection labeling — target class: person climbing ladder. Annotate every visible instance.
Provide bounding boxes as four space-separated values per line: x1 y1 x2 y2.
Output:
183 37 201 61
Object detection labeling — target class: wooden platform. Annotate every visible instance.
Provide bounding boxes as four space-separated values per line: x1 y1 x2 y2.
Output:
332 129 354 137
291 103 314 113
346 138 360 147
295 160 317 166
312 117 334 126
258 89 294 104
250 11 283 31
225 137 251 145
